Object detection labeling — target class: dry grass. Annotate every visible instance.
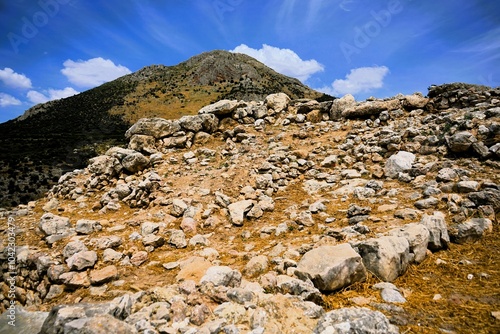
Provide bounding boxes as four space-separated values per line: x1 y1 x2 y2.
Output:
323 223 500 334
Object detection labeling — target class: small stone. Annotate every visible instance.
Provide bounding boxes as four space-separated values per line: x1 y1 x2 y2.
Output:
380 288 407 303
130 251 148 266
66 251 98 271
90 265 118 285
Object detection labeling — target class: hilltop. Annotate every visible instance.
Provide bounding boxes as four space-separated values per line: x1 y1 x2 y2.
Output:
0 83 499 333
0 50 329 207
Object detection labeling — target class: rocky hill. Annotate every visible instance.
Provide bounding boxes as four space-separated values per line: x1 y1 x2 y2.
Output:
0 50 329 207
0 83 499 333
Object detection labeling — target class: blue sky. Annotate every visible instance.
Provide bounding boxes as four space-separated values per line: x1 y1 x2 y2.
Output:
0 0 499 123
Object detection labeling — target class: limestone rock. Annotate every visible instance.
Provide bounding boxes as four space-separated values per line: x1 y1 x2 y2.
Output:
295 244 367 292
354 236 411 282
130 251 148 266
468 189 500 211
265 93 290 113
200 266 242 288
125 117 181 139
414 197 439 209
385 151 415 178
168 230 187 249
90 265 119 285
313 307 399 334
75 219 101 235
228 200 254 226
128 134 157 154
63 240 88 259
449 218 493 244
446 131 477 153
64 315 138 334
389 223 430 263
403 93 429 109
244 255 269 278
330 94 355 120
88 155 122 176
198 99 244 116
276 275 323 304
0 307 48 334
66 251 98 271
420 211 450 250
342 98 401 118
121 152 150 173
39 213 71 237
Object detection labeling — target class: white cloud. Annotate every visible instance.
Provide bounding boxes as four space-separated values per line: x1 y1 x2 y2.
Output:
320 66 389 96
231 44 324 82
0 93 22 107
27 87 79 104
61 57 132 87
0 68 32 89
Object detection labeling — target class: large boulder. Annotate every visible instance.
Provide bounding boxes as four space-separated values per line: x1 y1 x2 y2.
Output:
276 275 323 304
39 304 137 334
199 113 219 133
403 93 429 110
200 266 242 288
64 315 137 334
354 236 411 282
265 93 290 113
295 244 367 292
39 213 71 236
384 151 416 178
389 223 430 263
342 98 401 118
125 118 181 139
66 251 98 271
121 152 150 173
313 307 399 334
330 94 355 120
179 115 204 132
0 307 48 334
198 100 245 116
128 135 157 154
468 189 500 212
446 131 477 153
449 218 493 244
420 211 450 250
88 156 122 176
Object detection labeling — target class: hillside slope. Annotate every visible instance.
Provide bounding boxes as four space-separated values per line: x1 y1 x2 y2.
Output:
0 84 499 333
0 50 329 207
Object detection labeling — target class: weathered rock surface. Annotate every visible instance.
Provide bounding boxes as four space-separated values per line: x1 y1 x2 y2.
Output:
354 236 411 282
295 244 367 292
313 307 399 334
420 212 450 250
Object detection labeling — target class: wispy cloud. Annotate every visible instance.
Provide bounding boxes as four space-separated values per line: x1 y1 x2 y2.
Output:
231 44 324 81
61 57 131 88
0 93 22 107
27 87 79 104
0 68 32 89
319 66 389 96
454 27 500 55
